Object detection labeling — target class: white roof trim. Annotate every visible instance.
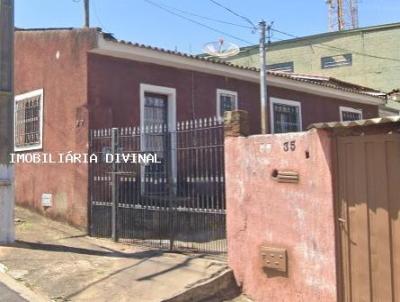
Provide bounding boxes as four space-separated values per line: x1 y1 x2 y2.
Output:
92 34 384 107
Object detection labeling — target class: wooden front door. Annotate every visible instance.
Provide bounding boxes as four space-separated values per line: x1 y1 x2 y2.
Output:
337 133 400 302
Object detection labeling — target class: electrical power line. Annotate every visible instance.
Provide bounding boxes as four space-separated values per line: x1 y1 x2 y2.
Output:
151 2 253 30
142 0 254 45
270 28 400 62
208 0 257 30
92 0 110 32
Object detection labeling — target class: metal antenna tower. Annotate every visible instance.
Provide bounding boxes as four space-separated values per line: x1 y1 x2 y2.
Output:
326 0 359 31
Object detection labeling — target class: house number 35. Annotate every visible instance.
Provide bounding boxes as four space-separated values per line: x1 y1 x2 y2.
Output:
283 141 296 152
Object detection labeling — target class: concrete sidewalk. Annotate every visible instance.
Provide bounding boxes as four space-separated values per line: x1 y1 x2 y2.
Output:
0 207 229 302
0 267 45 302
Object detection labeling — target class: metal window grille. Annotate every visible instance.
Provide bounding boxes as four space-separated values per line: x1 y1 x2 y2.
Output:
15 93 42 149
273 103 300 133
219 94 235 118
267 61 294 73
321 54 352 69
143 94 169 196
342 110 362 121
143 94 168 156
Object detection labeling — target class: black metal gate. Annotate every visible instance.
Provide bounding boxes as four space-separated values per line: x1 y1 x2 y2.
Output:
88 117 226 254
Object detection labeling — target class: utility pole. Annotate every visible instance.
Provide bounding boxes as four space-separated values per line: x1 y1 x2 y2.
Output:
0 0 15 243
259 20 268 134
84 0 90 27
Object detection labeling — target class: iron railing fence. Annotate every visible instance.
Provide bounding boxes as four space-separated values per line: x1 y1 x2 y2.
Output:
89 117 226 254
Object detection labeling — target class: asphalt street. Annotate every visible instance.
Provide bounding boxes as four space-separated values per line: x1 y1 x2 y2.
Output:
0 282 28 302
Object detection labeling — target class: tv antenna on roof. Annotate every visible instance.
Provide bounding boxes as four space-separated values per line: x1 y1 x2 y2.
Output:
203 38 240 58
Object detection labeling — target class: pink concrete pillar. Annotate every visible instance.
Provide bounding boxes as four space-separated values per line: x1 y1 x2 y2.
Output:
225 129 338 302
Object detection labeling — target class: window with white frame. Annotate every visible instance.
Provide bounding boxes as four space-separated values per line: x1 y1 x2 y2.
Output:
14 89 43 151
270 98 302 133
340 106 363 121
216 89 238 119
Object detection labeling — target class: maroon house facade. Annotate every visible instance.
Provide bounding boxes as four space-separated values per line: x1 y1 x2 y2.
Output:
14 28 385 228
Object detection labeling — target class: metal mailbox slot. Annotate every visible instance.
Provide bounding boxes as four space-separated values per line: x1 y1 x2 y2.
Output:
260 246 287 273
271 170 299 184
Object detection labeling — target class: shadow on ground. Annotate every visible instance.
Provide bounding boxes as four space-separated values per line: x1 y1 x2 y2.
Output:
0 207 228 302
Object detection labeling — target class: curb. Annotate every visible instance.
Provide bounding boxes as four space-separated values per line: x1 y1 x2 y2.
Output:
161 269 241 302
0 264 48 302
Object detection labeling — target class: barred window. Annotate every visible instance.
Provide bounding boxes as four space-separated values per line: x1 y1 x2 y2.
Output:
217 89 238 119
340 106 362 121
271 98 302 133
14 89 43 151
143 93 168 157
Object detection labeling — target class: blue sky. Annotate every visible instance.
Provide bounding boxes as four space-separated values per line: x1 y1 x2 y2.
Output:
15 0 400 54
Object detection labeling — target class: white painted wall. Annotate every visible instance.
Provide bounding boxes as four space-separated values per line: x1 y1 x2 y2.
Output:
0 165 15 243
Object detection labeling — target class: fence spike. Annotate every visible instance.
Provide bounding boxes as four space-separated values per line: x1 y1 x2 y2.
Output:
213 116 218 126
88 116 226 252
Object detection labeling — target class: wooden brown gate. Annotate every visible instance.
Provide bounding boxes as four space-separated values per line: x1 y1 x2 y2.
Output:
337 133 400 302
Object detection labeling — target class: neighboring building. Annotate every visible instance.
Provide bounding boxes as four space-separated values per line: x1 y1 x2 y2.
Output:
205 22 400 112
14 28 384 228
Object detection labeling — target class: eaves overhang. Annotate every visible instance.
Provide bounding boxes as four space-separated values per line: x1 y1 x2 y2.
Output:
91 34 385 107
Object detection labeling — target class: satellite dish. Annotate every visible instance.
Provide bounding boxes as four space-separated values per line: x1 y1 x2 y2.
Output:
203 38 240 58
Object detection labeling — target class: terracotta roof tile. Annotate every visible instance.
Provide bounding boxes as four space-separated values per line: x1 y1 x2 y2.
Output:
15 27 386 99
103 32 385 99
